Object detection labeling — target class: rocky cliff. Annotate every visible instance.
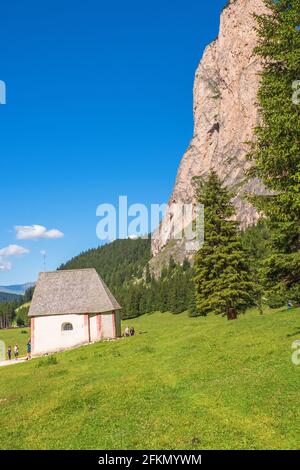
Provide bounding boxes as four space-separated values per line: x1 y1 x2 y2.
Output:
151 0 268 260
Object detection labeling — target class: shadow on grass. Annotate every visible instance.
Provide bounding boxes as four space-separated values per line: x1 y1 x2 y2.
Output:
287 327 300 338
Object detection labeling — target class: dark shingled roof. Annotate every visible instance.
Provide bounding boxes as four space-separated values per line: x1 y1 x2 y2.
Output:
28 268 121 317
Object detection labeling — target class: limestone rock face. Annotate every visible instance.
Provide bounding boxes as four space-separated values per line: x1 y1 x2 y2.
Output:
151 0 268 258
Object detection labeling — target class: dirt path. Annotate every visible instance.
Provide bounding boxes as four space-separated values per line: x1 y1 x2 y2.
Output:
0 357 29 367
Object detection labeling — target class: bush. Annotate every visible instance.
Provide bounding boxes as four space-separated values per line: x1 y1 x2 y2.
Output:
287 285 300 307
36 356 58 367
267 294 286 309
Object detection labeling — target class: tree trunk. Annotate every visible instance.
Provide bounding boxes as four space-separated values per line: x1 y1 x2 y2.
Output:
227 307 237 321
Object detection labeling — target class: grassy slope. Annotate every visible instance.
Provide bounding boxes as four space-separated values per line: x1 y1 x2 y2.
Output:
0 309 299 450
0 328 30 358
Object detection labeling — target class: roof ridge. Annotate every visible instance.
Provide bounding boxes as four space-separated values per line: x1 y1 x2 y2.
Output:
40 268 97 275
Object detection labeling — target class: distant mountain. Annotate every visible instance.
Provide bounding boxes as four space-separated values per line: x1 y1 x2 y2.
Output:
60 238 150 288
0 282 35 296
0 292 23 303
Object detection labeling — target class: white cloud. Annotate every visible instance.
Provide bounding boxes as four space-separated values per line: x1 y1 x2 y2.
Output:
15 225 64 240
0 261 12 271
0 244 29 272
0 244 29 257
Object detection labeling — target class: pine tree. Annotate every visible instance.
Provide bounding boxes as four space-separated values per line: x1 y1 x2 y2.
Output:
168 256 176 272
170 272 186 314
182 257 191 271
187 270 199 317
247 0 300 303
193 172 256 318
240 221 271 313
145 263 152 284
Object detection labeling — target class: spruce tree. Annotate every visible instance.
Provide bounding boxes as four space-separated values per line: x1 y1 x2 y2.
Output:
145 263 152 284
187 271 199 317
170 271 186 314
248 0 300 303
168 256 176 271
192 172 256 318
182 257 191 271
241 221 271 313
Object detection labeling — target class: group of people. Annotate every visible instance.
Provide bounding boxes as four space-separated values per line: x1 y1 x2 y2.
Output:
7 339 31 361
7 344 19 360
124 326 135 337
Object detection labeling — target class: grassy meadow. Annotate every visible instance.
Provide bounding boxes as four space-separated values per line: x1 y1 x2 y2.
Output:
0 308 299 450
0 327 30 359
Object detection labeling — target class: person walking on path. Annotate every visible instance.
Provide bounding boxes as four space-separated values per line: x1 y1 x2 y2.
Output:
124 326 130 337
14 344 19 360
7 345 12 361
26 339 31 360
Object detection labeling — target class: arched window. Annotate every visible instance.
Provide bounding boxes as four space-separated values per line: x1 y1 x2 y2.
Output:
61 322 73 331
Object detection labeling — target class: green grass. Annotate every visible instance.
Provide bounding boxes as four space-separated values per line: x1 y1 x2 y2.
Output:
0 309 299 450
0 327 30 359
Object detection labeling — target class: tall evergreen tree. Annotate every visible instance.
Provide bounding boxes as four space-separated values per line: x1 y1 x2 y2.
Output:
168 256 176 272
240 221 271 313
145 263 152 284
187 287 198 317
248 0 300 302
192 172 256 318
187 268 199 317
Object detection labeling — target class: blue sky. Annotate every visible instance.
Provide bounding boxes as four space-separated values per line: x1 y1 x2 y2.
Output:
0 0 226 284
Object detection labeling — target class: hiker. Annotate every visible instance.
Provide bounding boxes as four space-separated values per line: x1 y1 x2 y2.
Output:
288 300 293 310
130 326 135 337
14 344 19 360
124 326 130 337
7 345 12 361
26 339 31 360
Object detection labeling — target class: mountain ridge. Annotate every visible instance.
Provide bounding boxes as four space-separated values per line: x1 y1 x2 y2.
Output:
0 282 35 296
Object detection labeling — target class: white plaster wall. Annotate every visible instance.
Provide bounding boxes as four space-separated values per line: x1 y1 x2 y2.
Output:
32 312 117 355
90 314 99 342
33 314 87 355
102 313 115 339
